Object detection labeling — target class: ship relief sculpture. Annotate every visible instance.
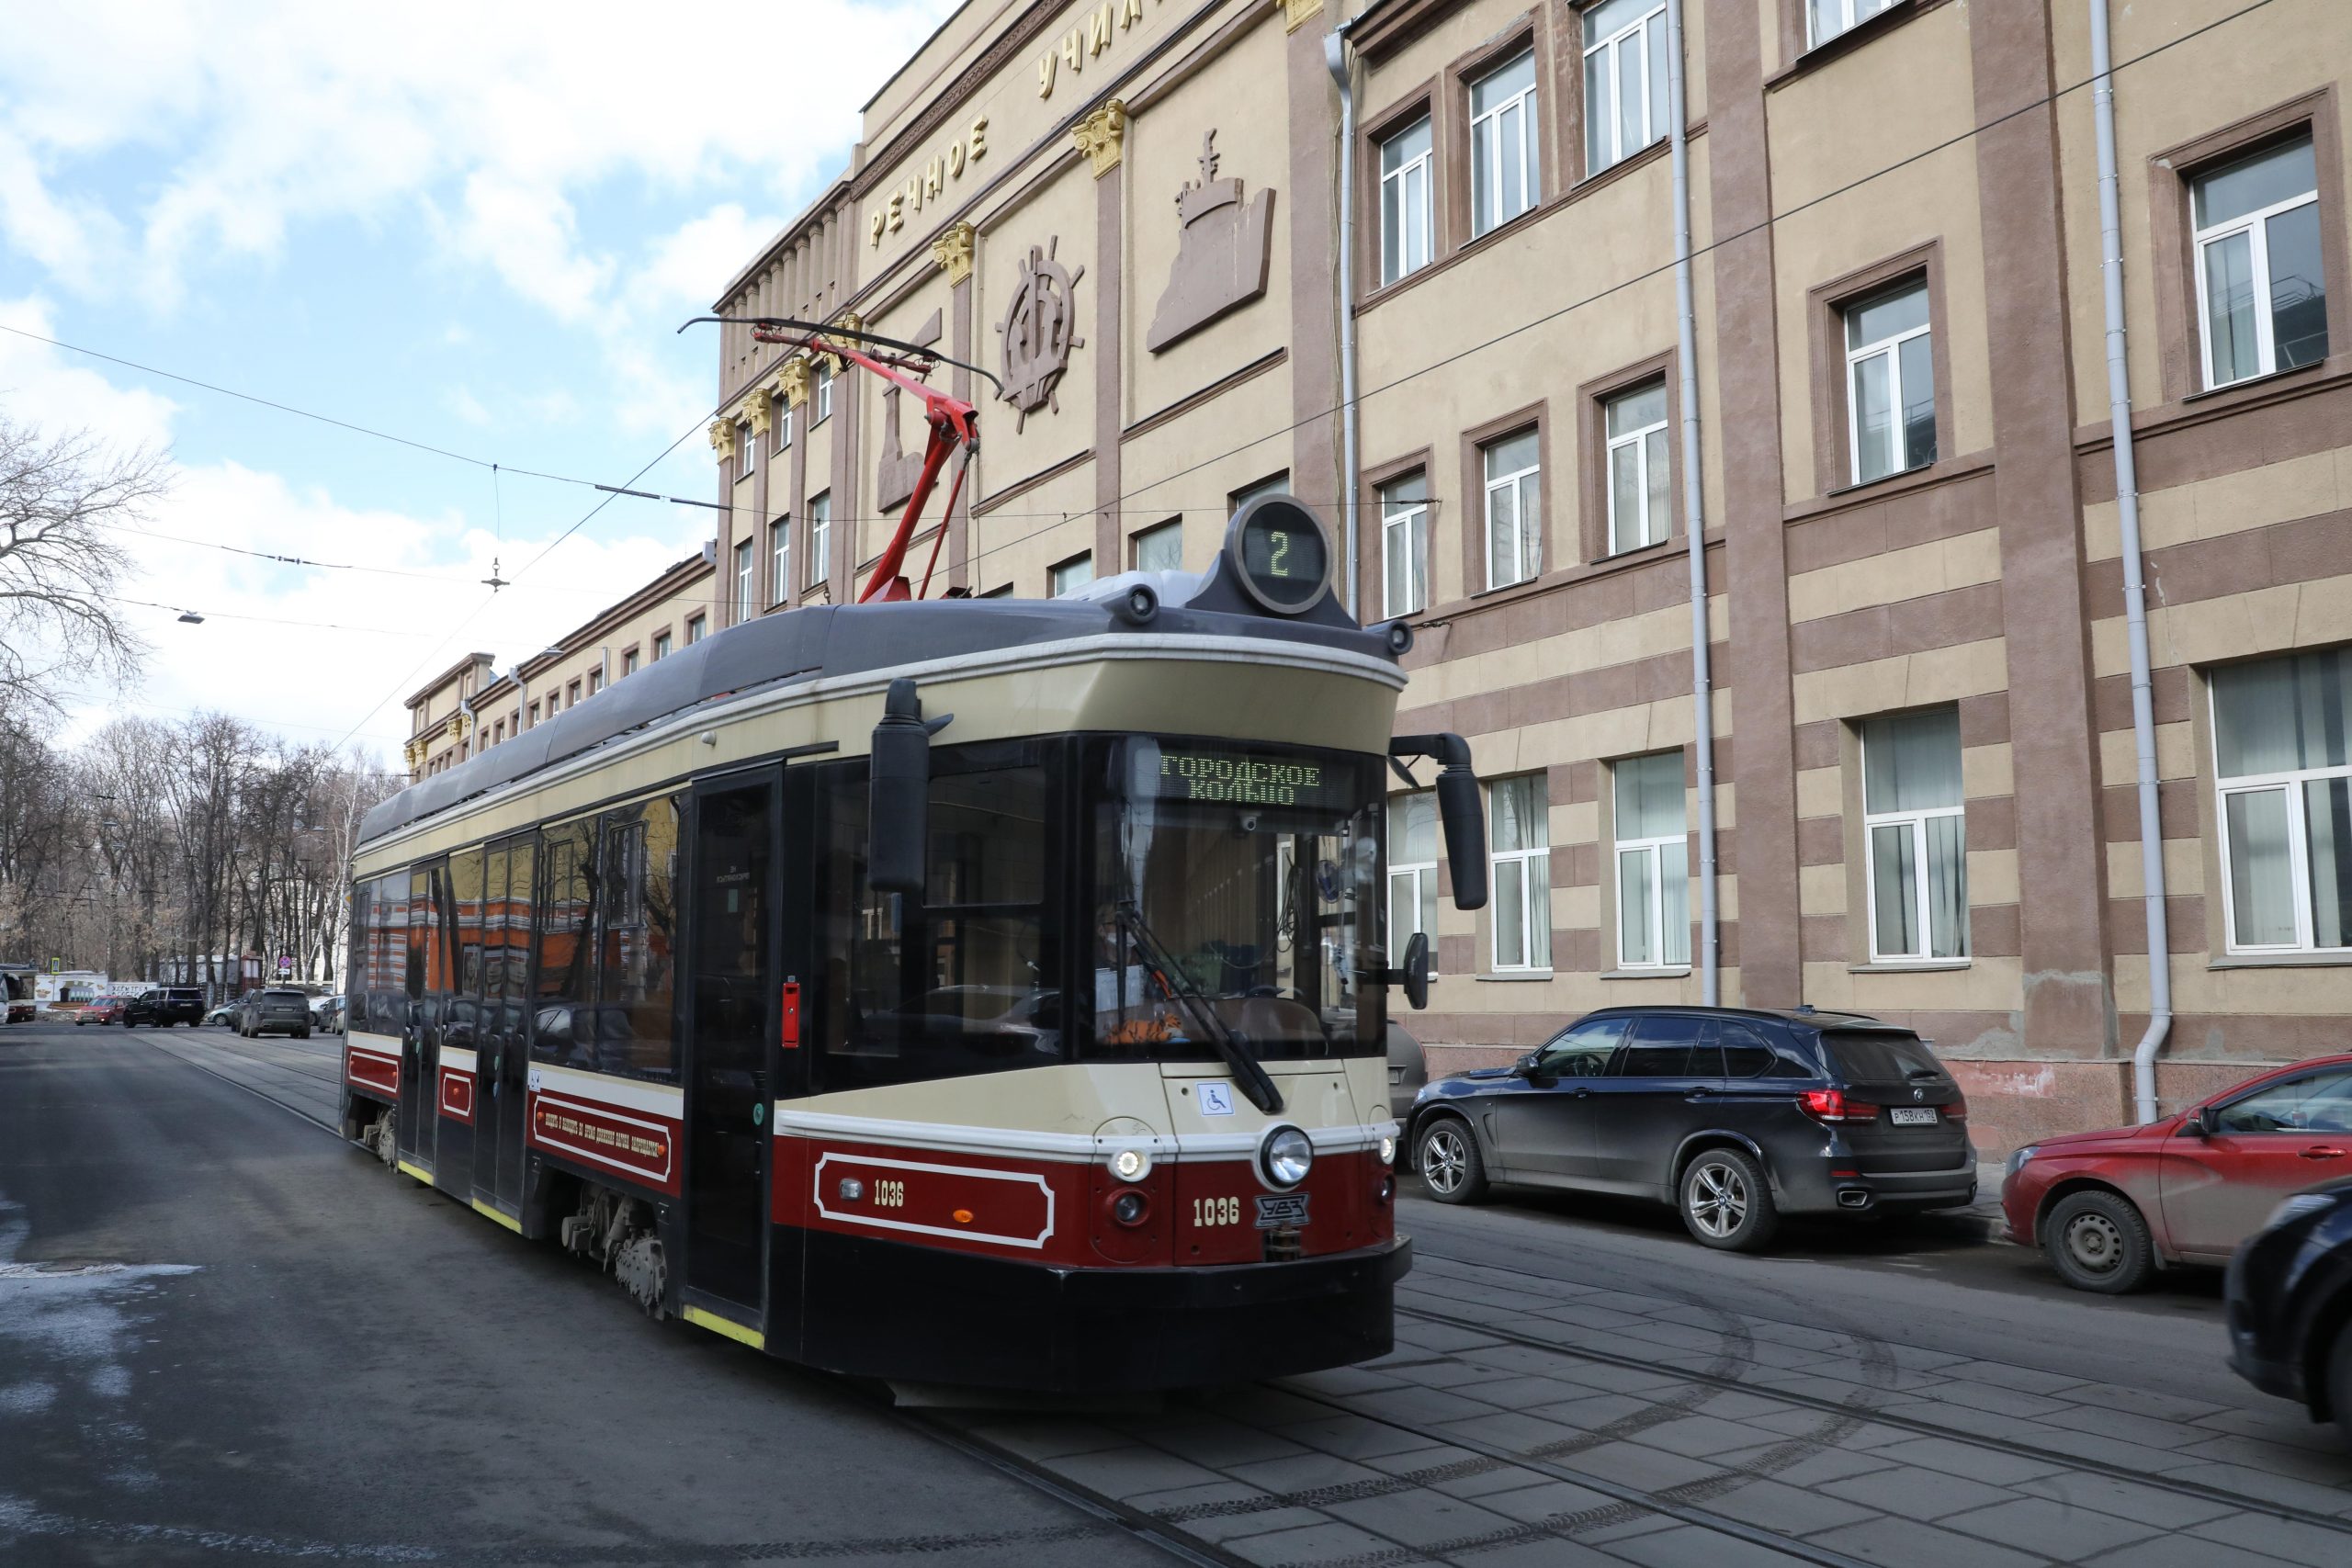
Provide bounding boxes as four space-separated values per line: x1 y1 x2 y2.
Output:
875 308 944 511
995 236 1086 431
1146 130 1275 353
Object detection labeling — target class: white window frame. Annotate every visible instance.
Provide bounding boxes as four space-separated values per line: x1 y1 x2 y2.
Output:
807 493 830 592
1844 282 1933 486
685 615 706 646
1378 115 1433 286
2192 143 2322 389
814 364 834 423
738 423 755 478
1489 775 1551 972
1583 0 1667 175
2210 679 2352 955
1469 50 1539 238
1482 433 1542 591
1807 0 1899 50
1379 473 1429 619
774 401 794 452
1604 381 1670 555
770 516 791 607
1860 719 1969 964
1387 789 1440 976
1050 553 1093 598
733 537 754 624
1132 520 1182 573
1612 755 1687 970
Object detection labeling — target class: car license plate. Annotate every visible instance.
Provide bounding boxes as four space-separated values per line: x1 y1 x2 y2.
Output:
1888 1107 1939 1126
1255 1193 1310 1228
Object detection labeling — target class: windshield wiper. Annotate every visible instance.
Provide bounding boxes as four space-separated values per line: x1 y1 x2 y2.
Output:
1115 901 1283 1114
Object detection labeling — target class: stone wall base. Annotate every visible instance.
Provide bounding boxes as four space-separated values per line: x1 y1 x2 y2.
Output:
1419 1044 2286 1159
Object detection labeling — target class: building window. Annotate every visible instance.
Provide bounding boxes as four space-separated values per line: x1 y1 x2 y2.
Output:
1228 473 1289 514
587 669 602 696
775 402 794 452
808 492 831 592
2194 134 2326 389
528 700 540 725
492 718 504 744
1860 707 1968 963
685 614 707 646
2211 647 2352 953
1844 278 1935 485
1604 379 1670 555
1482 429 1542 589
1490 773 1551 971
1808 0 1900 49
1583 0 1667 177
1379 115 1433 285
1469 50 1538 237
734 537 755 623
771 516 791 605
1613 750 1689 968
621 648 639 677
652 631 671 661
1380 471 1429 618
1388 790 1438 972
1132 520 1182 573
814 363 833 423
567 680 582 706
1049 553 1093 597
738 423 755 478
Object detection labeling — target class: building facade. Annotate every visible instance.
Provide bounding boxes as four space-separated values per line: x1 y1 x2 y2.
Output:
673 0 2345 1152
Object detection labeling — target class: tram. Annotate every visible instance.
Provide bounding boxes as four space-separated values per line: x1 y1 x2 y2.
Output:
343 322 1487 1392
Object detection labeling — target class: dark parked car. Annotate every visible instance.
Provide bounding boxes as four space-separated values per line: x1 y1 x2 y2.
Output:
1408 1007 1975 1251
238 987 313 1039
124 987 207 1027
1386 1023 1428 1125
2225 1177 2352 1450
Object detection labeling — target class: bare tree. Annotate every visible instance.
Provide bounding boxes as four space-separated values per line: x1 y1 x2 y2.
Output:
0 412 171 717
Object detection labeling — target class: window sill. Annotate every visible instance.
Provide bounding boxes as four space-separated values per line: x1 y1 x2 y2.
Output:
1603 967 1690 980
2209 951 2352 970
1786 452 1992 523
1476 970 1555 983
1848 960 1972 974
2182 360 2326 405
1766 0 1949 93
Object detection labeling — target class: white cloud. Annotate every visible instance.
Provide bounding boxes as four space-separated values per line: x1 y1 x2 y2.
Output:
443 387 492 427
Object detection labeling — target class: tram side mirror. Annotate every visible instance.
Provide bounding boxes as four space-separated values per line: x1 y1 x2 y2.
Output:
870 677 951 897
1400 931 1430 1011
1392 732 1487 912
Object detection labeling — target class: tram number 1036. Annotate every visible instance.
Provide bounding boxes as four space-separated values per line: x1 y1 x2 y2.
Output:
1193 1195 1242 1227
874 1179 905 1208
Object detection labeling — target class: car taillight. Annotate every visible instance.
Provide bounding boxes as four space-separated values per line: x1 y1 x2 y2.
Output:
1800 1089 1882 1123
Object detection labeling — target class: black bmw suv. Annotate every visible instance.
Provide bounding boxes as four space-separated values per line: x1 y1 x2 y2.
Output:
124 987 208 1028
1407 1007 1976 1250
2225 1177 2352 1450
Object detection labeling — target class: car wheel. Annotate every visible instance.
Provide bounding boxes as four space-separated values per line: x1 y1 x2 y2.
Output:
1679 1147 1780 1252
2043 1190 2155 1293
1416 1117 1488 1204
296 1027 311 1040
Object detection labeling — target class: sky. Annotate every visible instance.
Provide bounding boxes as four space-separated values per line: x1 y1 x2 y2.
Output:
0 0 958 770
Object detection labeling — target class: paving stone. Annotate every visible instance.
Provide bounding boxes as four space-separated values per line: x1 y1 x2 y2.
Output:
2015 1470 2243 1529
1613 1320 1745 1354
1807 1515 2050 1568
1682 1474 1880 1537
1474 1477 1622 1522
1223 1519 1422 1566
1170 1505 1334 1548
1446 1536 1623 1567
1816 1463 2019 1521
1910 1379 2075 1419
1624 1414 1789 1461
1940 1495 2166 1560
1430 1463 1563 1501
1743 1408 1915 1450
1522 1360 1694 1397
1520 1392 1659 1431
961 1418 1134 1462
1224 1449 1391 1496
1866 1435 2069 1486
1392 1318 1509 1353
2184 1509 2352 1567
1359 1444 1490 1478
1431 1408 1592 1454
1322 1487 1520 1549
1128 1479 1272 1514
1577 1289 1685 1314
1536 1302 1655 1332
1455 1342 1602 1377
1549 1438 1727 1494
1687 1389 1801 1422
2077 1529 2306 1568
2184 1404 2350 1453
2055 1381 2233 1424
1939 1360 2096 1397
1283 1364 1414 1397
1602 1522 1827 1567
2032 1403 2211 1451
1463 1373 1630 1411
2158 1461 2352 1515
2004 1425 2210 1475
1742 1321 1858 1353
1134 1418 1317 1471
1270 1414 1444 1462
1708 1440 1898 1488
1195 1386 1342 1427
1340 1382 1516 1427
2167 1430 2352 1483
1045 1444 1230 1500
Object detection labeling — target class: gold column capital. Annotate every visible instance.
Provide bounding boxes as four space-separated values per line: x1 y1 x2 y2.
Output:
1073 99 1128 179
708 417 738 461
931 221 977 286
1277 0 1323 32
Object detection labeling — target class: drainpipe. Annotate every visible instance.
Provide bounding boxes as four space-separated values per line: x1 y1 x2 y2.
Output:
1667 0 1719 1004
1326 28 1361 618
2091 0 2171 1122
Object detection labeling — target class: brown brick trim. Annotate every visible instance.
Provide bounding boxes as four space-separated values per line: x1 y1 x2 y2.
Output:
2085 505 2352 615
1787 579 2003 671
1361 444 1436 619
1355 77 1440 299
1287 19 1342 559
2145 86 2348 407
1804 238 1954 500
1122 347 1288 441
972 448 1092 515
1576 348 1683 567
1457 400 1551 596
1347 0 1456 63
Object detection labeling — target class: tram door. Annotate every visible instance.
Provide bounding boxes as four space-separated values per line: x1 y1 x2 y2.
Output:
492 834 535 1213
683 778 775 1311
396 863 442 1169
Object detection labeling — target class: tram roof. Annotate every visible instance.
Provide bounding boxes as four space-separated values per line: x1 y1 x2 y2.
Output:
358 570 1401 847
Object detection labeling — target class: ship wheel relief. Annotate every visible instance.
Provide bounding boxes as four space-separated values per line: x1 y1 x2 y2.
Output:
995 235 1085 431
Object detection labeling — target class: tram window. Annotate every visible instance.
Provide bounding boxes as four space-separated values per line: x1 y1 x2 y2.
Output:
814 753 1061 1090
448 848 487 1053
364 874 403 1033
502 837 536 1006
532 818 599 1070
347 880 370 1028
594 796 681 1082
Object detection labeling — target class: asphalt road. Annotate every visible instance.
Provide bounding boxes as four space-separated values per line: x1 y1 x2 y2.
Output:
6 1018 2349 1568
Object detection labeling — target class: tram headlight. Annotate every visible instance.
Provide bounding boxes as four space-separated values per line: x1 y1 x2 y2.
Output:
1110 1190 1151 1227
1110 1147 1151 1183
1260 1124 1315 1190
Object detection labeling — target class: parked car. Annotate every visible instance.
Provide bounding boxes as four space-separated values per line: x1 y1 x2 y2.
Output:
203 1003 238 1027
2224 1177 2352 1450
124 987 208 1027
312 995 346 1035
2002 1053 2352 1293
1408 1007 1975 1251
237 987 313 1039
75 998 127 1026
1386 1023 1427 1126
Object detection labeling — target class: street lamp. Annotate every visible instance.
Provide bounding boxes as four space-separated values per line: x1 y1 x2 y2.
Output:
176 609 205 625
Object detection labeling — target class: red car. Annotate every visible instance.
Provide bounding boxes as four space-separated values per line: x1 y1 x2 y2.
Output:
2002 1054 2352 1292
75 998 128 1026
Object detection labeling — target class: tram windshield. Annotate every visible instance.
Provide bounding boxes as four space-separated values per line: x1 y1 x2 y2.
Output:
1086 737 1384 1062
